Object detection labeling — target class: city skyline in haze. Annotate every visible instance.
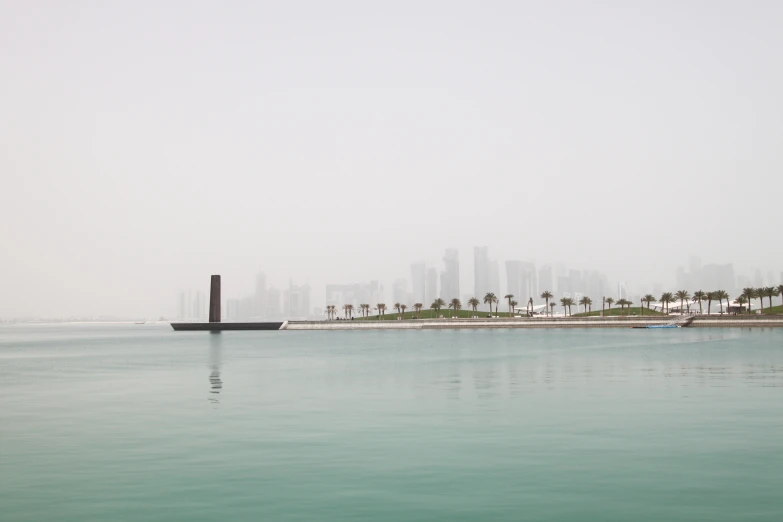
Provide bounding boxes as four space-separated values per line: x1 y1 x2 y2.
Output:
2 1 782 319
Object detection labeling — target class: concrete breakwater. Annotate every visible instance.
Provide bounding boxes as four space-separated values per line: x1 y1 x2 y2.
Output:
282 316 783 330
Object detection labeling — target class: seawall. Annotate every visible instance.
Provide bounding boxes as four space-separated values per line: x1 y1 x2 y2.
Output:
283 316 783 330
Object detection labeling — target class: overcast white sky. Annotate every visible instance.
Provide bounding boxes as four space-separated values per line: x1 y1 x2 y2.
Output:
1 1 781 318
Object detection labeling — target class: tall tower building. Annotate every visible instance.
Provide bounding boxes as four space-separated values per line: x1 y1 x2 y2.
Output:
254 271 267 320
440 249 460 301
506 261 537 304
392 279 408 305
410 262 426 305
474 247 490 301
489 258 500 296
267 287 281 319
177 291 186 320
538 265 553 296
425 267 438 304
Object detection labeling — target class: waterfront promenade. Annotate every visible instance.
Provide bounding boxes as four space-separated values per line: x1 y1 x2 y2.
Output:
283 316 783 330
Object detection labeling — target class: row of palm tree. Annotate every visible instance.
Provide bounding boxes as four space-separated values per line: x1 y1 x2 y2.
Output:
326 284 783 320
739 286 783 313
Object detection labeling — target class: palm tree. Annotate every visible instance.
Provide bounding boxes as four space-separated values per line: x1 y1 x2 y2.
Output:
605 297 615 310
754 288 765 313
778 285 783 306
762 287 776 309
715 290 729 315
413 303 423 319
431 298 446 318
705 292 716 315
616 298 626 315
675 290 690 315
586 297 593 313
400 304 408 318
578 296 590 315
660 292 674 315
735 295 748 312
504 294 514 315
625 299 634 315
560 297 568 316
642 294 655 315
692 291 706 314
483 293 496 316
527 297 534 317
540 291 553 317
510 300 518 315
566 297 574 316
393 302 401 319
449 298 462 318
741 288 757 314
377 303 386 320
467 297 480 317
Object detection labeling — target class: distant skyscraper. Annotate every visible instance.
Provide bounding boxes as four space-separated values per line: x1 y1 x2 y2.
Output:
425 268 438 304
617 282 628 300
284 281 311 319
701 264 736 295
558 275 571 296
254 271 267 319
410 262 426 304
506 261 537 305
325 281 383 308
569 270 583 294
489 258 500 295
392 278 408 305
193 291 206 320
440 249 460 300
586 270 607 302
267 287 281 319
177 291 186 320
474 247 490 301
538 265 553 295
226 298 240 321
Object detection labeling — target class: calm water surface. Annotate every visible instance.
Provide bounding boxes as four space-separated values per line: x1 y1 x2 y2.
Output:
1 324 782 521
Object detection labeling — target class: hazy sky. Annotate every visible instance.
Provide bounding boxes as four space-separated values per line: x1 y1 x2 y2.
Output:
1 1 781 318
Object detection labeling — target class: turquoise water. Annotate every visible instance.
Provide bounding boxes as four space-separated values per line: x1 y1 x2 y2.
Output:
1 325 782 521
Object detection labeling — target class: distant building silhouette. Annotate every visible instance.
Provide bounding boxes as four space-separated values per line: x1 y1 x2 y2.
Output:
506 261 537 305
440 248 460 300
392 278 408 305
474 247 490 301
254 271 267 320
426 267 438 304
284 281 311 319
410 262 426 305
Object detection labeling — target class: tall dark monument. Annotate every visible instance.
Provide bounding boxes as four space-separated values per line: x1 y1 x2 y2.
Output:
172 274 283 330
209 275 221 323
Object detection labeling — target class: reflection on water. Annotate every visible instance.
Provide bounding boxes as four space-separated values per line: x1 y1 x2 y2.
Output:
209 334 223 405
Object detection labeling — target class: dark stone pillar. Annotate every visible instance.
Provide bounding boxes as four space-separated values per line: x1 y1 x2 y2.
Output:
209 275 221 323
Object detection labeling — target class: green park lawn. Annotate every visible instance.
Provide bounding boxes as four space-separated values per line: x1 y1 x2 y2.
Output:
571 306 665 317
759 304 783 314
354 309 518 320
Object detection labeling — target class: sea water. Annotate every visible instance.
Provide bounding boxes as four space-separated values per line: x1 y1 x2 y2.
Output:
1 324 782 521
